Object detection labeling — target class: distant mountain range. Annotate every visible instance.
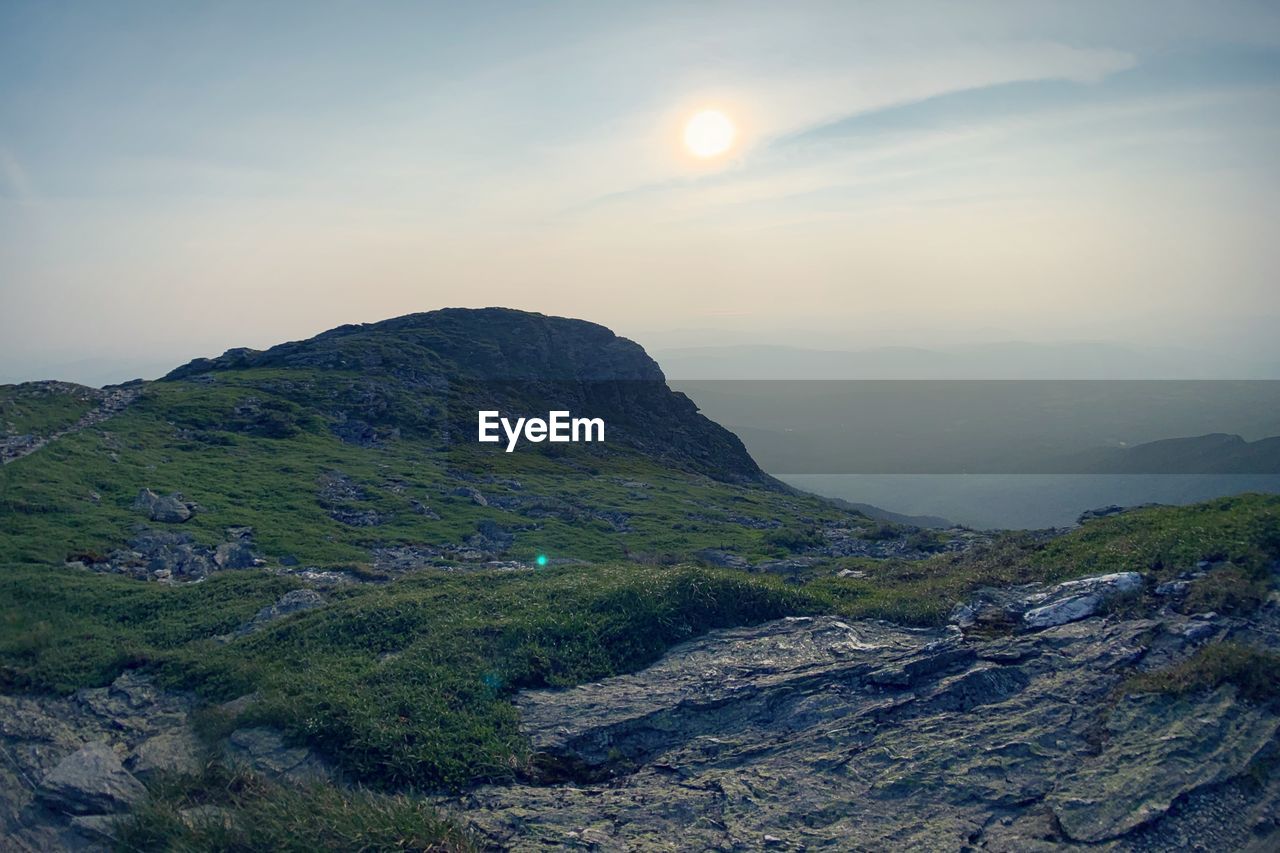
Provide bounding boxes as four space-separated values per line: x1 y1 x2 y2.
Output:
656 342 1280 380
1058 433 1280 475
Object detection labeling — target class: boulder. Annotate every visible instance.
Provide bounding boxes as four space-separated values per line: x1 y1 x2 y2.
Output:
225 727 331 785
695 548 749 569
231 589 324 638
1022 572 1143 629
214 540 258 569
128 729 203 781
952 573 1144 632
37 742 146 815
133 488 195 523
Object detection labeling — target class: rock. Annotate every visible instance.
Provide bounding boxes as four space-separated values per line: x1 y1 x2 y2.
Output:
133 488 195 523
1049 686 1279 842
952 573 1144 632
214 540 258 569
1077 504 1127 524
408 499 439 518
128 729 203 780
452 486 487 506
69 813 121 842
37 742 146 815
1156 580 1190 597
1022 572 1143 629
231 589 324 638
225 727 331 785
695 548 748 569
1023 593 1105 629
471 519 514 549
453 606 1274 851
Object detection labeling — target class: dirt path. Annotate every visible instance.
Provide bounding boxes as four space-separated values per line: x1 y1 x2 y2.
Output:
0 387 141 465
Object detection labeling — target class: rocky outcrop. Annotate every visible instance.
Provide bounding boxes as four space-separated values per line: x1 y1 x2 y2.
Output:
36 743 146 816
950 571 1144 631
224 728 332 785
70 527 263 582
133 488 197 523
0 672 198 849
224 589 324 639
455 598 1280 851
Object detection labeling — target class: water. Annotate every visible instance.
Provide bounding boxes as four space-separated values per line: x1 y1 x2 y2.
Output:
777 473 1280 530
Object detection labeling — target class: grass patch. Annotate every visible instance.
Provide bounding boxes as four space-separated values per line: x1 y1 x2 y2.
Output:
1123 642 1280 705
116 764 474 852
1183 563 1271 615
0 381 99 437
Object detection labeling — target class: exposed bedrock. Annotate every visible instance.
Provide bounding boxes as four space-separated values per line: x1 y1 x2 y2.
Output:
457 600 1280 851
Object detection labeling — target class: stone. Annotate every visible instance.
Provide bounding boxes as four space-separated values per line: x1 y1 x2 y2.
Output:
452 604 1278 851
128 729 203 781
695 548 748 569
225 727 331 785
231 589 324 638
133 488 194 523
37 742 147 815
214 540 258 569
69 813 121 842
1156 580 1190 597
1022 572 1143 629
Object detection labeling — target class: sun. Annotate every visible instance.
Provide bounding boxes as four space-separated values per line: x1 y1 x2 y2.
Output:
683 109 736 158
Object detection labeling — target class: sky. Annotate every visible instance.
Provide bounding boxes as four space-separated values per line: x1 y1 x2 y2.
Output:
2 0 1280 384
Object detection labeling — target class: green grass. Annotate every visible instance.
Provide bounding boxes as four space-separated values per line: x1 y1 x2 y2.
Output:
1 560 817 790
116 764 474 852
3 495 1277 796
1183 563 1271 615
1122 642 1280 705
0 373 864 568
0 566 298 693
0 381 99 436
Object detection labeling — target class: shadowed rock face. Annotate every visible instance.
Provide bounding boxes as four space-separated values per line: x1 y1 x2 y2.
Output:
456 604 1280 851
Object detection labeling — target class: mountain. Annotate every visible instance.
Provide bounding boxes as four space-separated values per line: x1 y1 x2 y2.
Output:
655 341 1280 380
1059 432 1280 474
163 307 768 484
1 308 903 577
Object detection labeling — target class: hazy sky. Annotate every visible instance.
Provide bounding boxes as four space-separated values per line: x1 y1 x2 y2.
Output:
3 1 1279 383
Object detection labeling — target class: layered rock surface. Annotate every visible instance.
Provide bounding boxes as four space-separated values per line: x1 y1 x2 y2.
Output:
457 601 1280 851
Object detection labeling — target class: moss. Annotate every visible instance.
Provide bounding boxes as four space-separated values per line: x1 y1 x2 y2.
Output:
1124 642 1280 705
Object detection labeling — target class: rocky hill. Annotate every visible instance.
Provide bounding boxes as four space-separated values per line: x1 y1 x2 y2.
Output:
164 307 767 483
3 309 926 580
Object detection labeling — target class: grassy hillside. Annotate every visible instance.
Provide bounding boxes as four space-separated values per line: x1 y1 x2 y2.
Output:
0 370 865 569
5 495 1277 794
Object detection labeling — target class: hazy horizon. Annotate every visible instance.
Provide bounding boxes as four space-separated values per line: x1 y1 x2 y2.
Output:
4 1 1280 383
